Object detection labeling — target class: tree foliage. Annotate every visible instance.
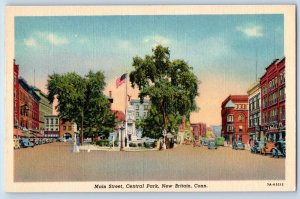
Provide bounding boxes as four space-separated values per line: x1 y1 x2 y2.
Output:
130 45 199 138
47 71 116 144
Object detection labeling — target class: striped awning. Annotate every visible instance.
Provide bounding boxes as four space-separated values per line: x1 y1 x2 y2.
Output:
13 128 25 137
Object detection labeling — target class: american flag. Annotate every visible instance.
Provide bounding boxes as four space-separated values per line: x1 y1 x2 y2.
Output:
116 73 127 88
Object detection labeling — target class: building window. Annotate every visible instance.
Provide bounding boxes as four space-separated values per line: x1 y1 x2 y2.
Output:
136 112 139 117
227 115 233 122
144 105 150 110
56 119 58 124
135 105 139 110
143 111 147 117
68 126 72 130
279 88 285 101
238 115 244 122
227 125 234 132
63 126 66 130
51 118 53 124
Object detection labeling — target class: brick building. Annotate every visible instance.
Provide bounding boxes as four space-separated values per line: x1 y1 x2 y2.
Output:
221 95 249 144
191 123 206 139
260 57 285 142
59 121 78 139
19 78 40 130
13 60 20 127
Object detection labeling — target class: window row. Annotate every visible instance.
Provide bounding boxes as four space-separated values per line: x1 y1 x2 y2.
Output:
261 106 285 124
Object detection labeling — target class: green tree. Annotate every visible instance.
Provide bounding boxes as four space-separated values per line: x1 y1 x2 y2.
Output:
129 45 199 138
47 71 115 144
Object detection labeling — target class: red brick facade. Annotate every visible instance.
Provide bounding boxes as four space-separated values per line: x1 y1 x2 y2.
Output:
260 58 285 142
13 60 20 127
221 95 249 144
191 123 206 139
19 78 40 130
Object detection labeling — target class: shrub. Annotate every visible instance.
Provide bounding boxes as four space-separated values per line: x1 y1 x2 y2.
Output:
138 143 143 147
96 139 109 147
114 141 118 147
144 142 152 148
129 143 137 147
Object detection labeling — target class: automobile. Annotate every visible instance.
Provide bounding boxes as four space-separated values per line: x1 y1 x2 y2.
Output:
216 137 225 146
250 141 265 154
272 141 286 158
14 139 21 149
41 138 47 144
260 142 276 155
232 141 245 150
20 138 34 148
208 141 217 149
201 138 209 146
193 139 201 147
38 138 43 145
34 138 40 145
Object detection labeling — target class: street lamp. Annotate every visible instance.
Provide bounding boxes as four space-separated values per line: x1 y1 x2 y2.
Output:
72 133 79 153
120 123 125 151
162 129 167 150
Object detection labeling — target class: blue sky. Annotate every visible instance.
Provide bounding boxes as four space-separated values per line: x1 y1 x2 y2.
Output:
15 15 284 125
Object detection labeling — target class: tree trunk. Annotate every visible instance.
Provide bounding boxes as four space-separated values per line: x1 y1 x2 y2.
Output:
80 111 84 145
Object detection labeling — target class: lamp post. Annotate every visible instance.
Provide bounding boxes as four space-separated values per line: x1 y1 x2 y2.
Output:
162 129 167 150
72 133 79 153
120 123 125 151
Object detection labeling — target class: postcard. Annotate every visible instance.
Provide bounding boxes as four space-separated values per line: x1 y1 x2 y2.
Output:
5 5 296 192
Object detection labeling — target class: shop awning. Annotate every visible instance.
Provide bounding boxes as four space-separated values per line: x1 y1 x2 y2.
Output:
33 133 44 138
267 129 279 133
20 130 30 138
13 128 25 137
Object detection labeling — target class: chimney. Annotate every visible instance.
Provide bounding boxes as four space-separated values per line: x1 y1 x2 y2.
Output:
109 91 112 98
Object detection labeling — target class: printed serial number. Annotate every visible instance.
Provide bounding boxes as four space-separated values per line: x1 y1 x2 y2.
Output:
267 183 284 186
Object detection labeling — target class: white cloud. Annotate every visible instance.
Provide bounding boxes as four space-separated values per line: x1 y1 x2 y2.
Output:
236 24 263 38
47 33 68 45
143 35 171 46
24 38 37 47
35 31 69 46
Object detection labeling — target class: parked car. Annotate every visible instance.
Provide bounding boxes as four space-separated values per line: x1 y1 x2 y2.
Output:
41 138 47 144
260 142 276 155
201 138 209 146
250 141 265 154
34 138 40 145
216 137 225 146
272 141 286 158
20 138 34 148
232 141 245 150
208 141 217 149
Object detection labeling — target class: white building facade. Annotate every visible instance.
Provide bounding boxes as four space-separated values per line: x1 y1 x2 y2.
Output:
247 81 262 141
129 99 151 121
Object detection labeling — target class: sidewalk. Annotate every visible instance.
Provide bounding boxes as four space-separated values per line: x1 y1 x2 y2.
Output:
78 144 159 152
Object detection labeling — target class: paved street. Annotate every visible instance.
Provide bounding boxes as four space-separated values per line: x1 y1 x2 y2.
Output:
14 142 285 182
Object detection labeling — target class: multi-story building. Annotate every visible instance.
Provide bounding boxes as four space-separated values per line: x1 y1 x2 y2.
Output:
247 81 262 141
260 57 285 142
44 115 60 138
191 123 206 138
34 88 52 132
221 95 249 144
129 99 151 121
59 121 78 139
19 78 40 130
13 60 20 127
210 125 222 137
